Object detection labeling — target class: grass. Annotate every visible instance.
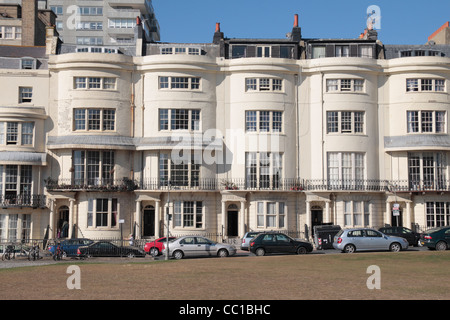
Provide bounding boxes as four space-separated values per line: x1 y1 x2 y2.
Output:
0 251 449 300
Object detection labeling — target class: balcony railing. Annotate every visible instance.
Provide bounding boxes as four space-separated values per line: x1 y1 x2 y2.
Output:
45 178 138 192
0 194 46 208
44 178 450 193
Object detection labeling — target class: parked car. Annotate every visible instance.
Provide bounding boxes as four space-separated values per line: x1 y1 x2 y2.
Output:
48 238 94 257
249 232 313 256
144 237 176 256
162 236 236 259
378 226 422 247
333 228 409 253
77 241 146 258
420 226 450 251
240 232 261 251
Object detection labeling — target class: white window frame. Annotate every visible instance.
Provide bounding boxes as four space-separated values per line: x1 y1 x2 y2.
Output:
173 201 203 229
327 152 365 186
344 200 370 227
87 198 119 229
158 76 201 91
256 201 286 229
73 108 116 132
327 111 365 134
245 110 283 133
19 87 32 103
74 77 116 90
326 79 365 93
245 78 284 92
407 110 446 134
158 109 201 132
406 78 446 92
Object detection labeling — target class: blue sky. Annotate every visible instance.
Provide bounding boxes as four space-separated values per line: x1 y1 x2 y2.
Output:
152 0 450 45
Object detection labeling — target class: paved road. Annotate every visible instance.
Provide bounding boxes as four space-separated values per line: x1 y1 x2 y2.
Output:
0 245 431 268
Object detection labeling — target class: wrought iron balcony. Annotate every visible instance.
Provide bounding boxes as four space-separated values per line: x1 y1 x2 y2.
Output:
45 178 138 192
1 194 46 208
44 177 450 193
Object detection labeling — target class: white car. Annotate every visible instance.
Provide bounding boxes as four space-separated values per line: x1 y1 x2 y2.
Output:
163 236 236 259
333 228 409 253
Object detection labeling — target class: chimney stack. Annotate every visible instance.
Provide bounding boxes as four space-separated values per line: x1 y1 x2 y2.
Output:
293 14 299 28
213 21 224 44
290 13 301 42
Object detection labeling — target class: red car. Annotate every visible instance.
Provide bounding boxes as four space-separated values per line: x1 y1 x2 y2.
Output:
144 237 176 256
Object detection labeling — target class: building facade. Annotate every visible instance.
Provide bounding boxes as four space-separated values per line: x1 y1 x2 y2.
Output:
47 0 160 47
1 12 450 244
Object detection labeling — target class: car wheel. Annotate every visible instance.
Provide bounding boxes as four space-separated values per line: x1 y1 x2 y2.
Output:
150 248 159 257
436 241 448 251
297 246 307 254
389 242 401 252
218 249 229 257
255 248 265 256
343 244 356 253
173 250 184 260
127 252 136 258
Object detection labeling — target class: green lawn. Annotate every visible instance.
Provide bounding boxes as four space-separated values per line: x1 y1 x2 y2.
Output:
0 251 448 300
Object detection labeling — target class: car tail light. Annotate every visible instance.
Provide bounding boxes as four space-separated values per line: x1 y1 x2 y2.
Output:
77 248 81 255
337 237 343 244
424 235 432 240
162 244 165 249
250 241 255 247
242 239 245 244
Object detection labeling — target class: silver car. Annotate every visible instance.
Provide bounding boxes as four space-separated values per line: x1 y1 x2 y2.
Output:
163 236 237 259
333 228 409 253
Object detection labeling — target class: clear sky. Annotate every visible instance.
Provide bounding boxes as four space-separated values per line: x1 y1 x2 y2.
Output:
152 0 450 45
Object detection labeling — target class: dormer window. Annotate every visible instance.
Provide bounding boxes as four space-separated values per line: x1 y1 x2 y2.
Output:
21 58 36 70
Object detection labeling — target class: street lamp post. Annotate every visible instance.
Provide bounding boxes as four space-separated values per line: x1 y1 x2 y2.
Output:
165 180 170 260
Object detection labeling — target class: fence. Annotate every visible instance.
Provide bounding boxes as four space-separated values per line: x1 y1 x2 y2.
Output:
45 177 450 193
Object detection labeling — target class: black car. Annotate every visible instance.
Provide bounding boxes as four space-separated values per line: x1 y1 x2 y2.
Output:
420 226 450 251
249 233 313 256
77 241 146 258
378 226 422 247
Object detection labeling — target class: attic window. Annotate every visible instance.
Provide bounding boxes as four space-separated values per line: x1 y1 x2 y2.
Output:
21 58 36 70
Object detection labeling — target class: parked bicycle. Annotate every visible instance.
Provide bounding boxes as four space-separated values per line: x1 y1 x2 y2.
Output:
2 244 15 261
28 242 41 261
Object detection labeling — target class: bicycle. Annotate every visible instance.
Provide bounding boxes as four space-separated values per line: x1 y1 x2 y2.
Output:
28 242 41 261
52 242 63 261
2 244 15 261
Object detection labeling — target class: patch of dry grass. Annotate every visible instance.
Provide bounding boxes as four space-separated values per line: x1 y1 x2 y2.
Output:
0 251 449 300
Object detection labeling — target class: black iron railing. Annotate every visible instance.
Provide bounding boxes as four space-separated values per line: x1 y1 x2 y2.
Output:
0 194 46 208
45 177 450 193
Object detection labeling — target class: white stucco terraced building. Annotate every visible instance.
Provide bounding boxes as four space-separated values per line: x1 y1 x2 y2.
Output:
1 13 450 243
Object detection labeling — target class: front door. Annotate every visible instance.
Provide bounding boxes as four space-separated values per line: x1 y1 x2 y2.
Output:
227 210 238 237
143 206 155 237
311 208 323 236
